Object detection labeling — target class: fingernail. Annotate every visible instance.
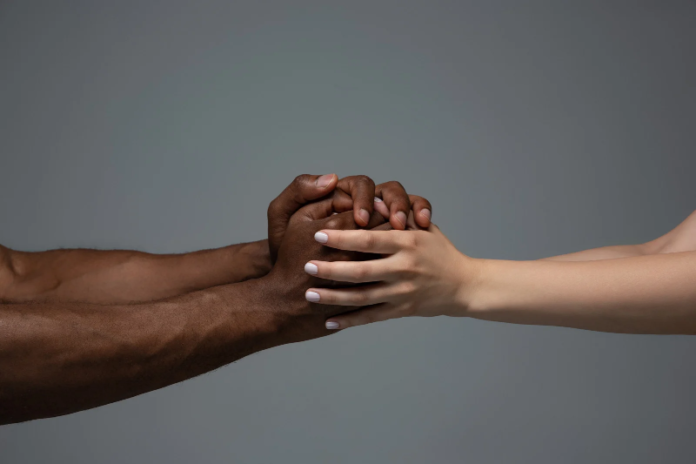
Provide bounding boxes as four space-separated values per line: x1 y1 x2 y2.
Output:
306 291 321 302
326 321 340 329
316 174 334 188
304 262 318 275
315 231 329 243
395 211 407 227
374 197 383 203
358 208 370 225
421 209 431 220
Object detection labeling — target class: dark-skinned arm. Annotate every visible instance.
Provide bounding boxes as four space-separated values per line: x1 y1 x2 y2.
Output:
0 174 430 305
0 241 271 305
0 201 385 425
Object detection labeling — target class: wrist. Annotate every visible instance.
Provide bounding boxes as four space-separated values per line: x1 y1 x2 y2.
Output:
227 271 318 346
238 240 272 280
207 277 291 353
454 256 491 316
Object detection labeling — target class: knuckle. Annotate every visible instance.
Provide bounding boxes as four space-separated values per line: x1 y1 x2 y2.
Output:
401 233 418 249
398 281 417 295
267 198 281 216
401 302 418 317
350 265 368 281
292 174 310 187
324 218 341 230
360 231 376 250
399 254 418 272
412 231 427 246
355 175 375 186
396 267 419 281
321 264 335 279
352 291 369 305
385 180 404 190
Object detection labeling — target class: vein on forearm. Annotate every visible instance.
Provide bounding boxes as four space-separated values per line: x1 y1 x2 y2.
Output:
0 278 279 424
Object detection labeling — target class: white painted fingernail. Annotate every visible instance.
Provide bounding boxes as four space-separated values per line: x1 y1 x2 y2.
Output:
315 232 329 243
306 291 321 302
374 197 383 202
326 321 340 329
304 262 318 275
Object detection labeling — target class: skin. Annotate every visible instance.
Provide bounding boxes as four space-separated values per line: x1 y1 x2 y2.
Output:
306 210 696 334
0 173 431 306
0 173 430 425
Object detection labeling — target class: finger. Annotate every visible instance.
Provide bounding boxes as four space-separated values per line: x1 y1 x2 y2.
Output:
325 304 406 330
305 283 394 306
268 174 338 219
296 197 336 221
371 222 394 232
330 189 355 213
373 197 390 218
336 175 376 227
319 209 384 233
313 229 407 254
366 209 387 229
408 195 432 228
304 258 396 283
267 174 338 261
376 181 411 230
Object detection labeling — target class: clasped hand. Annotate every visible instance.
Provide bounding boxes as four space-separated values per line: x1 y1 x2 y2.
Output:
266 173 470 340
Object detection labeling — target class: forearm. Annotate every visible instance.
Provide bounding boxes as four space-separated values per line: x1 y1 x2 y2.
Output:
0 277 285 424
465 252 696 334
3 240 271 304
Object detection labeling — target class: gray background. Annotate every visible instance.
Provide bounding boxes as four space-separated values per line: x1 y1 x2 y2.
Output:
1 1 695 463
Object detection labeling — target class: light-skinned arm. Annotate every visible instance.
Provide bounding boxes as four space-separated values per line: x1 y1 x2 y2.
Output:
303 210 696 335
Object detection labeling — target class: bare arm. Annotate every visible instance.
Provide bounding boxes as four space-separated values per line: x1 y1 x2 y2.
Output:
544 210 696 261
0 204 384 425
0 241 271 305
467 251 696 334
0 174 433 306
0 173 431 424
304 222 696 335
0 278 279 424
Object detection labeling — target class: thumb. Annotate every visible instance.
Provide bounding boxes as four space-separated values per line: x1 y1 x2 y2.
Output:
267 174 338 262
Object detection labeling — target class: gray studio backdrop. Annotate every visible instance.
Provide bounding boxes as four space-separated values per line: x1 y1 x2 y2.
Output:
1 2 695 463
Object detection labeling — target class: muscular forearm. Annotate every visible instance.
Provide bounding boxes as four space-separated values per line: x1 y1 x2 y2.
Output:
0 277 287 425
466 252 696 334
2 240 271 304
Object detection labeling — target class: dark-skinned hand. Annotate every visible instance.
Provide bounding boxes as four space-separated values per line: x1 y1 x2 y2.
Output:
259 198 392 344
267 174 433 263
